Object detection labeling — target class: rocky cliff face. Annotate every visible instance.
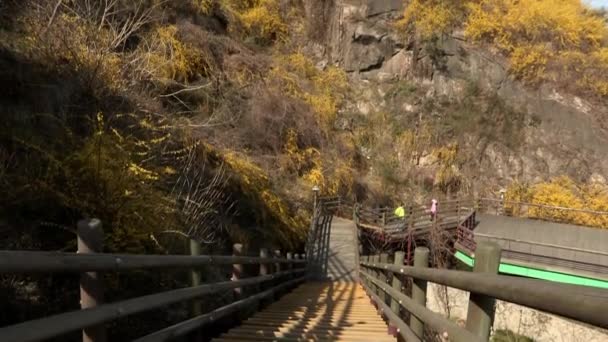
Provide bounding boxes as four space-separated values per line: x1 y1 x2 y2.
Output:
311 0 608 194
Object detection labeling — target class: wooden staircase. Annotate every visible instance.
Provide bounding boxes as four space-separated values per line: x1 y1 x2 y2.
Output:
212 282 394 341
326 218 358 281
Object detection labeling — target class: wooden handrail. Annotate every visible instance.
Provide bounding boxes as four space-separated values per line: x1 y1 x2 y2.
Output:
473 233 608 257
132 276 306 342
0 269 306 342
0 216 308 342
479 198 608 216
360 276 421 342
360 270 483 342
360 259 608 329
0 251 305 273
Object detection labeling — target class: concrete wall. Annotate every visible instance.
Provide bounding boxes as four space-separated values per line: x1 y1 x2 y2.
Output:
426 283 608 341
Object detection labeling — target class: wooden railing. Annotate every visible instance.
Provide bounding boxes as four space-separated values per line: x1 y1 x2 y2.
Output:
359 243 608 342
466 233 608 276
479 198 608 227
355 199 476 240
455 198 608 276
0 219 306 342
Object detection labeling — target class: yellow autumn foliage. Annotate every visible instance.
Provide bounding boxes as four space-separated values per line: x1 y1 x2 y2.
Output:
466 0 605 51
281 130 354 197
271 53 349 133
223 0 288 43
400 0 608 96
192 0 215 14
137 25 209 82
220 149 307 248
509 44 552 82
432 143 462 193
506 176 608 229
15 13 124 94
398 0 465 38
465 0 608 95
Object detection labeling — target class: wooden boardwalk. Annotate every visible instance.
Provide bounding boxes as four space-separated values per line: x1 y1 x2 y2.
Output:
326 218 358 281
212 282 395 342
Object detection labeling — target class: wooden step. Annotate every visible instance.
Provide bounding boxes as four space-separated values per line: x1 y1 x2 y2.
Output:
212 282 395 342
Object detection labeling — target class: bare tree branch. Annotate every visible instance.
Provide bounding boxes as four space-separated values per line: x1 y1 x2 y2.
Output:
170 146 236 245
159 83 213 98
46 0 63 30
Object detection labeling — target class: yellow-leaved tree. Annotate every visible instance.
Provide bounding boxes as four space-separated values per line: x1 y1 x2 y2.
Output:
506 176 608 228
399 0 608 96
271 53 349 134
398 0 466 38
465 0 608 94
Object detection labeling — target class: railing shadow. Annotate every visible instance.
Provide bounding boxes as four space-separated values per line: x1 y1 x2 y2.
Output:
306 204 335 281
238 282 356 339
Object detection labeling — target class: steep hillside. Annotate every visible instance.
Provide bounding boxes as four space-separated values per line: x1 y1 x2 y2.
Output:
1 0 608 338
0 0 353 337
304 0 608 206
2 0 608 255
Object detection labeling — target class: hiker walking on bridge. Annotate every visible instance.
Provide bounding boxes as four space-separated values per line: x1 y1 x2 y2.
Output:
429 199 438 221
394 203 406 219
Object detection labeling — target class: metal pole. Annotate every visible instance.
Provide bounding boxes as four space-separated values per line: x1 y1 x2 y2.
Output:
465 242 501 340
410 247 429 338
77 219 106 342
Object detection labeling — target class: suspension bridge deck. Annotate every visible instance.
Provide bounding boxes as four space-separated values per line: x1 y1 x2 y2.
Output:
212 282 394 342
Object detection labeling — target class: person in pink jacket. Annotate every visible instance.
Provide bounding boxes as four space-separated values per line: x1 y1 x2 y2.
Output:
430 199 438 221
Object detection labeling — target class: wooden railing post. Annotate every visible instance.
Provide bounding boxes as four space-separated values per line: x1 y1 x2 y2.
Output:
390 252 405 316
259 248 269 279
361 255 368 287
274 250 282 297
382 212 387 227
77 219 106 342
465 242 501 340
188 237 203 334
286 252 293 279
410 247 429 338
379 253 389 304
274 250 281 274
232 243 248 322
408 205 414 230
312 186 320 213
371 254 379 295
258 248 270 307
232 243 244 300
